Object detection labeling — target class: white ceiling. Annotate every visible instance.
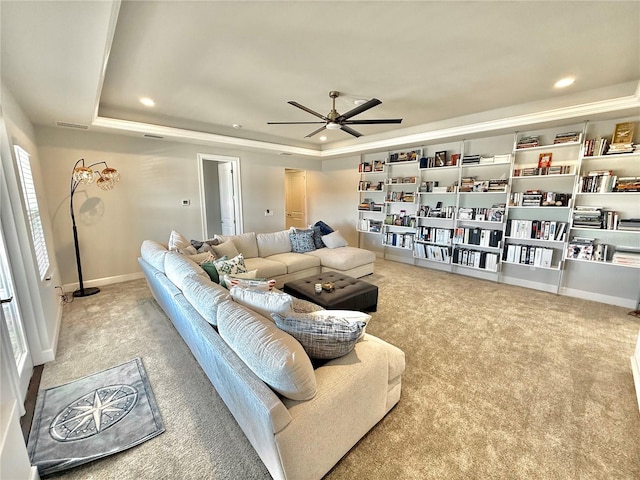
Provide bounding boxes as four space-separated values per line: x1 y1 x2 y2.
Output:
2 1 640 156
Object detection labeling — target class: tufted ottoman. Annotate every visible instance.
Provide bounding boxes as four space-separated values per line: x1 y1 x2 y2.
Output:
283 272 378 312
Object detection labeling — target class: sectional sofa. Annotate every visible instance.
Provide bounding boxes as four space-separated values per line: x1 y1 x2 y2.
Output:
138 240 405 480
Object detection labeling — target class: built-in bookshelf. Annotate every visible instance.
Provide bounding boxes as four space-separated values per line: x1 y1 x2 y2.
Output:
356 116 640 307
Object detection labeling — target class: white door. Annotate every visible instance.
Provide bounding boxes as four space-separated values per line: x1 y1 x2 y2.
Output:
218 162 236 235
0 227 33 404
285 170 307 229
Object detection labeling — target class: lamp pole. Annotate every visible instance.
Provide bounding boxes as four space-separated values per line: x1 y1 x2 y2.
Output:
70 159 118 297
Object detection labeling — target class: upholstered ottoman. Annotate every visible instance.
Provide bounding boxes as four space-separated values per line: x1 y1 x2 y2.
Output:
284 272 378 312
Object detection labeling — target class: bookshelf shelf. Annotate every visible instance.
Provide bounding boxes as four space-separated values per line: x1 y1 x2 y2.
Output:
504 236 565 245
564 257 640 269
453 242 501 252
502 260 562 271
451 262 499 273
512 173 575 179
515 140 582 152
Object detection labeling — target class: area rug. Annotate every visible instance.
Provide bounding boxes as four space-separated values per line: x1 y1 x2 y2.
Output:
27 357 164 476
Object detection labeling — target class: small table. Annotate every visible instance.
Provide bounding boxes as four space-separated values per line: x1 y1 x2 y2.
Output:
284 272 378 312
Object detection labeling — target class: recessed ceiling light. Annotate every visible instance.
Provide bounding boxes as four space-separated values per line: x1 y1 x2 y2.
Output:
232 123 242 129
554 77 575 89
140 97 155 107
319 135 327 141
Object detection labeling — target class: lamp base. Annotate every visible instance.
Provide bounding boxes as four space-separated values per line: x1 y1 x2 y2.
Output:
73 287 100 298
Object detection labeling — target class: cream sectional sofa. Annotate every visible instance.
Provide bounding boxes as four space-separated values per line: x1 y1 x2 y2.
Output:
212 230 376 287
138 240 405 480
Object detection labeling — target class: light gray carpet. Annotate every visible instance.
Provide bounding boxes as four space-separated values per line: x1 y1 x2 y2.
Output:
40 259 640 479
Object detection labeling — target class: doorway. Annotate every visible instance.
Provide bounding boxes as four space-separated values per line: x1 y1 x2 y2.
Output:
285 169 307 229
198 154 243 238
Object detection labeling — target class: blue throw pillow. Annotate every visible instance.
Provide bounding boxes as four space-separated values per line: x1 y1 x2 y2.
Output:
289 230 316 253
314 221 334 236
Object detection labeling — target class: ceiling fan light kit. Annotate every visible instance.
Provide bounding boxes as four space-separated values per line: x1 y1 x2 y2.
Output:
267 90 402 138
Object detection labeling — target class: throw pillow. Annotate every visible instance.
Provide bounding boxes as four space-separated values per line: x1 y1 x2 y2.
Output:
213 253 247 278
230 287 293 320
226 277 276 291
221 270 258 289
271 311 366 360
200 255 228 283
289 229 316 253
307 310 371 340
168 230 197 255
190 237 221 254
314 220 334 235
310 225 325 249
211 240 240 259
321 230 348 249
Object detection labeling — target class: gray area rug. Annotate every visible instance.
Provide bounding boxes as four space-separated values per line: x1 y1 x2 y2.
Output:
27 357 164 476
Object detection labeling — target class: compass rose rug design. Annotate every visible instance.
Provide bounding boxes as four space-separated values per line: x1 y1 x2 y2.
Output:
27 357 164 476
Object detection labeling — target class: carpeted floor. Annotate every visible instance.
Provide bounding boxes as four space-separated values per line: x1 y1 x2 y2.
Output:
39 258 640 479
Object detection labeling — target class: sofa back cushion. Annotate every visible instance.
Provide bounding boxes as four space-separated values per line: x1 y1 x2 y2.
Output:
217 301 316 401
164 251 208 291
229 286 292 320
182 275 231 326
141 240 168 272
216 232 259 259
256 230 291 257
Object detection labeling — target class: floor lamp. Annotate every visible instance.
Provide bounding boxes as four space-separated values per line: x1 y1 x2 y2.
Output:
70 159 121 297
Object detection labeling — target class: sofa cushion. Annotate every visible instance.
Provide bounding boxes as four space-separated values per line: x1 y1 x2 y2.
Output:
141 240 169 272
217 232 259 259
217 301 316 401
321 230 348 249
211 240 240 259
164 251 208 290
305 246 376 271
256 230 291 257
168 230 198 255
272 311 366 360
266 252 320 274
244 257 288 278
182 274 231 326
230 287 293 320
289 229 316 253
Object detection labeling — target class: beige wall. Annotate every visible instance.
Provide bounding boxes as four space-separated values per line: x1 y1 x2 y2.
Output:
34 126 353 287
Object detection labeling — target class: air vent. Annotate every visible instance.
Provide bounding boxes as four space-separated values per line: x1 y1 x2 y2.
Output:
55 121 89 130
143 134 164 139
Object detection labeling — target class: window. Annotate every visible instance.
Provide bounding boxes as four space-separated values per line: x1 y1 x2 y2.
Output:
13 145 50 280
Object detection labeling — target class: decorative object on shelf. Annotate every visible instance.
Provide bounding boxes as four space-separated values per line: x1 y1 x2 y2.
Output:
608 122 636 154
435 151 446 166
70 159 121 297
538 152 552 168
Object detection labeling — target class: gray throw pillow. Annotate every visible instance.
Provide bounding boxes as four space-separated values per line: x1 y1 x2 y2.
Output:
271 312 366 360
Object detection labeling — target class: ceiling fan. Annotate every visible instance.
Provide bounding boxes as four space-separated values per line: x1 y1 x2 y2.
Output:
267 91 402 138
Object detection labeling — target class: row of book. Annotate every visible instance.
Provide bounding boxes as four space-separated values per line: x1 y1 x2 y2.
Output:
358 200 384 211
504 244 554 268
383 232 415 249
386 191 415 202
452 248 499 271
612 247 640 267
416 227 452 246
358 160 385 172
572 207 619 230
384 213 415 227
513 165 573 177
616 176 640 192
457 205 505 222
579 170 617 193
509 191 571 207
458 177 508 193
414 243 450 263
452 228 502 247
505 219 567 242
417 204 455 219
583 137 609 157
357 219 382 233
516 132 580 149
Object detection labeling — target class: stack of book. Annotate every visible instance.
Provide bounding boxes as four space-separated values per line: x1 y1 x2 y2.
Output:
522 190 543 207
579 170 617 193
612 247 640 267
566 237 595 260
516 136 540 149
458 177 476 192
583 137 609 157
607 143 635 154
615 177 640 192
462 155 481 165
488 179 508 192
553 132 580 144
572 206 604 228
618 218 640 231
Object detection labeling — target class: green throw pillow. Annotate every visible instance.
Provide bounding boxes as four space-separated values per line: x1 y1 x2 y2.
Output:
200 255 228 284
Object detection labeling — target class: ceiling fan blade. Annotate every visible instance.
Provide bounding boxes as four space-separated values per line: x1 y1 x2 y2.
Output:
267 121 326 124
338 98 382 121
340 125 362 138
344 119 403 125
305 125 327 138
288 101 328 121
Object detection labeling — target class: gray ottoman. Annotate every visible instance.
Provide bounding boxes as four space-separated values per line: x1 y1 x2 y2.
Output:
283 272 378 312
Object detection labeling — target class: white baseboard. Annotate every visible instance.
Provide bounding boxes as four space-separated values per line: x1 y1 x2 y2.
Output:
63 271 145 293
501 275 559 294
631 331 640 414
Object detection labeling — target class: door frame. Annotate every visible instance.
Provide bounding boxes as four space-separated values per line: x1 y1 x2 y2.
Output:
197 154 243 239
285 168 307 229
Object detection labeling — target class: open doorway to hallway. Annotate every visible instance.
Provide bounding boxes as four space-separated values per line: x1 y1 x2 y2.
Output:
285 169 307 229
198 154 243 238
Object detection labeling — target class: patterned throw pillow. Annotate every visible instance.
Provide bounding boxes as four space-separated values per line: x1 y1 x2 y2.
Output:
289 230 316 253
271 311 366 360
213 253 247 278
310 225 325 249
